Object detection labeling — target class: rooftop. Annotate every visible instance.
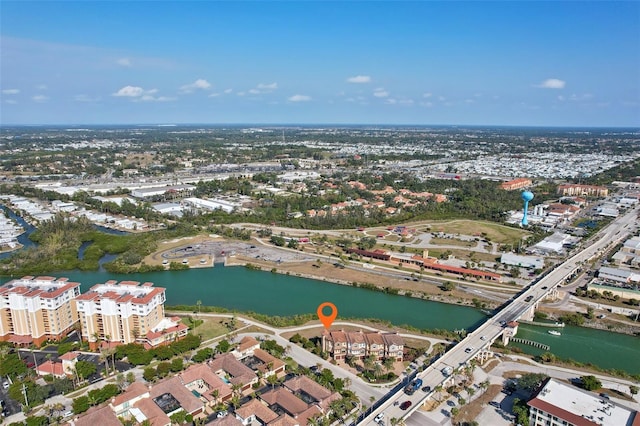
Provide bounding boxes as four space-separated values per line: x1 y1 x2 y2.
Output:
528 378 639 426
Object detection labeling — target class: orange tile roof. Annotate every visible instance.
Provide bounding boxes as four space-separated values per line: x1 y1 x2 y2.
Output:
235 399 278 423
74 405 122 426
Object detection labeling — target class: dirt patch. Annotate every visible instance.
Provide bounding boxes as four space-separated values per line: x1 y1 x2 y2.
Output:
482 358 500 373
455 384 503 424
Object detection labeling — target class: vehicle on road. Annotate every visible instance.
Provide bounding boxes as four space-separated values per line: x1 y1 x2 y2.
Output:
374 413 384 422
421 385 431 393
400 401 412 410
2 382 8 390
525 295 534 302
464 347 474 353
404 378 423 395
441 366 453 376
480 335 487 341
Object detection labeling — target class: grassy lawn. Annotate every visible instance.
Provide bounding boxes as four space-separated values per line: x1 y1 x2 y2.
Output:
430 237 477 248
423 220 529 245
180 316 231 341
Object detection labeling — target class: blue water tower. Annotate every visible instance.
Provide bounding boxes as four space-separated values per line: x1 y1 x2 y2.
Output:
521 190 534 226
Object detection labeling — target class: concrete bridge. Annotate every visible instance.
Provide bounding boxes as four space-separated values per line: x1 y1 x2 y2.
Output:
358 204 639 425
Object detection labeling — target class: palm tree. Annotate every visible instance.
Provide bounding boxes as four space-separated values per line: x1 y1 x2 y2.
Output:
383 357 394 373
196 300 202 318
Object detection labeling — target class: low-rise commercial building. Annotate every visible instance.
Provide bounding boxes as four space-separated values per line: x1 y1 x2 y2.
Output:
527 378 639 426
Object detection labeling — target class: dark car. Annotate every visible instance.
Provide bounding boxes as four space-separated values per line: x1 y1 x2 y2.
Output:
421 386 431 392
400 401 412 410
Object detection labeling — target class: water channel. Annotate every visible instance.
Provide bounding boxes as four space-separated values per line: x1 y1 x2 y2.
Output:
1 265 638 374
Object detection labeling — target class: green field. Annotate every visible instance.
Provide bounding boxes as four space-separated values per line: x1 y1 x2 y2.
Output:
417 220 528 245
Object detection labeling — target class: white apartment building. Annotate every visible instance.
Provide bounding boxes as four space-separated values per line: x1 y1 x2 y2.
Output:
74 280 167 349
0 276 81 346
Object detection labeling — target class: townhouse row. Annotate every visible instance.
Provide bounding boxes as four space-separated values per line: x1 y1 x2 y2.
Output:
0 276 187 349
321 329 404 362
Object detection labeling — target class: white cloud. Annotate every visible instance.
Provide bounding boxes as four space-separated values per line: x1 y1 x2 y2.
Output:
36 84 48 90
347 75 371 84
422 92 432 98
2 89 20 95
112 85 171 101
535 78 566 89
373 88 389 98
257 82 278 90
116 57 132 67
420 101 433 107
248 89 261 95
288 94 311 102
180 79 212 93
113 85 145 97
237 91 246 96
5 99 17 104
224 88 233 94
32 95 49 102
385 98 397 105
208 93 221 98
557 95 565 101
438 96 446 101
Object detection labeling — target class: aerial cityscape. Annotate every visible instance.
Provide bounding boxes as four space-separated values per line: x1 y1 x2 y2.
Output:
1 2 639 426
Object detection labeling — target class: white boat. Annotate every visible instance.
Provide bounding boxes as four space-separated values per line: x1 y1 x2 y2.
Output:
548 330 561 336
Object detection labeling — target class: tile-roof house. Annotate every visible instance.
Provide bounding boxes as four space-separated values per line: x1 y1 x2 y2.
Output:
232 336 260 359
73 405 121 426
381 333 404 361
179 363 233 404
149 376 205 416
234 399 278 425
110 382 150 416
251 348 286 378
260 388 308 418
283 375 341 412
208 353 258 393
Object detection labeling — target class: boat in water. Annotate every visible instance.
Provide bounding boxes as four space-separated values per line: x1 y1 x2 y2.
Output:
548 330 561 336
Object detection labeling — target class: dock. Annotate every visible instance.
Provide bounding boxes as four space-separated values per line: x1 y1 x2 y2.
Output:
510 337 550 351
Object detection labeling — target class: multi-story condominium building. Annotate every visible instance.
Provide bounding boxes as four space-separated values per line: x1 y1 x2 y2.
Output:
75 280 168 349
557 184 609 197
0 276 80 346
528 378 638 426
322 330 404 362
500 178 532 191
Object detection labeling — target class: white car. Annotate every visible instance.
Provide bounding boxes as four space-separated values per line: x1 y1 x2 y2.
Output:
480 335 487 341
374 413 384 422
465 347 475 353
2 382 8 389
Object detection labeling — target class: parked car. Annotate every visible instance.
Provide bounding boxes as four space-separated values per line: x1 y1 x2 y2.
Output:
400 401 412 410
374 413 384 422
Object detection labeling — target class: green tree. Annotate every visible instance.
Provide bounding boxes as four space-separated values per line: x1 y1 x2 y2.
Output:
217 339 231 353
75 360 97 380
72 396 90 414
630 385 639 398
441 281 455 292
580 375 602 391
143 367 156 382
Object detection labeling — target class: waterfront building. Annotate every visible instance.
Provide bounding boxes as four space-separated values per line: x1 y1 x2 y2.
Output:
500 178 532 191
74 280 185 349
0 276 80 346
527 378 639 426
321 330 404 362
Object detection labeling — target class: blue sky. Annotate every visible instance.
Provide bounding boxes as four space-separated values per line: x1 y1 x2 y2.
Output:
1 1 639 126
